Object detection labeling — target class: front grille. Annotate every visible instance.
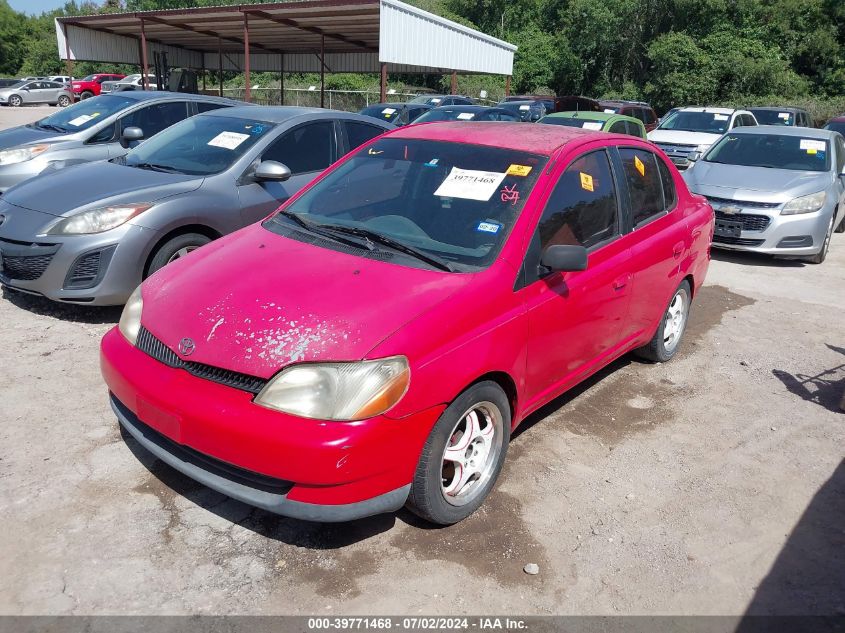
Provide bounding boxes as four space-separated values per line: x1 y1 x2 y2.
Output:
714 210 771 232
137 327 266 394
707 196 780 210
713 235 765 246
1 253 53 280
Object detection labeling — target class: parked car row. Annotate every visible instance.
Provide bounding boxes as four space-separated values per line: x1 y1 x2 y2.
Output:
1 87 843 527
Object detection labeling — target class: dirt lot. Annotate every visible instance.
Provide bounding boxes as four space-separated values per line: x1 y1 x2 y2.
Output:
0 105 843 616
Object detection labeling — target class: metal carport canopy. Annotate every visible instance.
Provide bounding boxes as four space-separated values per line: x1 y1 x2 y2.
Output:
55 0 516 77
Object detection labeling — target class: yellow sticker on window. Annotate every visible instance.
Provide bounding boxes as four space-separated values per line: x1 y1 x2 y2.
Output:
506 164 532 177
807 148 817 155
580 172 594 192
634 155 645 177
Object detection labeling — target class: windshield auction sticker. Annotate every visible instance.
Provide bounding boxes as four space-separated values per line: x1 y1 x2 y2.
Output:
582 121 603 130
207 131 250 150
799 139 826 152
434 167 507 201
67 114 97 127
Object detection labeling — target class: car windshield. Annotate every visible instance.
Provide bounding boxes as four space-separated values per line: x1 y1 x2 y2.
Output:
540 116 605 130
408 95 446 105
415 109 477 122
360 105 402 123
79 75 97 82
31 94 136 133
123 114 275 176
824 121 845 135
266 138 548 271
7 81 27 89
601 105 621 113
704 132 830 172
750 110 794 126
659 111 730 134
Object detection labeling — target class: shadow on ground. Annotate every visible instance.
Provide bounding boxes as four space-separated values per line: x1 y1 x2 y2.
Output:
711 249 806 268
772 344 845 414
738 459 845 619
2 287 121 324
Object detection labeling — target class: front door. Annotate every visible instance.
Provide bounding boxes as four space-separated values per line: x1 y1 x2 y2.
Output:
237 120 337 225
518 147 635 410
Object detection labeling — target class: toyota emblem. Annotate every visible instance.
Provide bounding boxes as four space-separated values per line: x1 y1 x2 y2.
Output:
178 337 195 356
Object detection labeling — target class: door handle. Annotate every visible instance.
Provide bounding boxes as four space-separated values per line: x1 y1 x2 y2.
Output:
612 275 629 290
672 241 684 258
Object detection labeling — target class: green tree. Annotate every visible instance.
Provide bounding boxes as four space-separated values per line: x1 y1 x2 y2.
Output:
0 0 26 76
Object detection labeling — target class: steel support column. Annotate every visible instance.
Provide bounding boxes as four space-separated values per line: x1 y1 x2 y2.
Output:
319 34 325 108
379 62 387 103
243 12 251 103
505 75 511 97
63 24 73 78
218 39 223 97
450 70 457 95
139 18 149 90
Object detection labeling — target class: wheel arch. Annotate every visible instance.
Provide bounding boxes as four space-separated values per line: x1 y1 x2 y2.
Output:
466 371 518 427
143 224 223 277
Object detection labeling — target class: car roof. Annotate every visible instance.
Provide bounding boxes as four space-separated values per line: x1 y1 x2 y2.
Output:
546 111 616 122
428 105 497 112
676 106 743 114
827 116 845 123
364 102 411 108
111 90 241 105
748 106 805 112
389 121 614 155
729 125 836 139
203 105 368 123
501 99 543 105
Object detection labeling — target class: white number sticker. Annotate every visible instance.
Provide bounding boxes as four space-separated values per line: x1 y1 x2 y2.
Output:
381 108 396 115
713 114 729 121
207 131 250 150
799 139 826 152
456 112 475 120
434 167 506 201
582 121 603 130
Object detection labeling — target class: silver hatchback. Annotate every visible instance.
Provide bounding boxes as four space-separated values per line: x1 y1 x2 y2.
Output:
683 126 845 264
0 80 73 108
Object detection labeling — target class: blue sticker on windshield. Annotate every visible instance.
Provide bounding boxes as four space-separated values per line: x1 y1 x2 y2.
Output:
246 124 265 135
425 158 439 167
477 221 501 234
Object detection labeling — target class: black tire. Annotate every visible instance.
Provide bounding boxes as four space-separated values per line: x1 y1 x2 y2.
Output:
635 279 692 363
80 91 94 100
146 233 212 277
834 209 845 234
57 95 71 108
8 95 22 107
406 381 511 525
805 215 834 264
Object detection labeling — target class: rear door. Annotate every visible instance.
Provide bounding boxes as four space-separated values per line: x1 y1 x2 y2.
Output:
518 146 635 409
615 146 689 338
237 119 338 225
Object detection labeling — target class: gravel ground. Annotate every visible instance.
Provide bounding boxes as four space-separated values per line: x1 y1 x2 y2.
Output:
0 105 843 616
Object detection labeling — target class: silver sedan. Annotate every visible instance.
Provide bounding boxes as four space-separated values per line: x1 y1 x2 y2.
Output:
683 126 845 264
0 106 393 305
0 80 73 108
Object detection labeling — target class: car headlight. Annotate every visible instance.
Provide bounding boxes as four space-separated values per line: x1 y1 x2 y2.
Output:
782 191 826 215
118 285 143 345
0 144 50 166
255 356 410 421
44 203 152 235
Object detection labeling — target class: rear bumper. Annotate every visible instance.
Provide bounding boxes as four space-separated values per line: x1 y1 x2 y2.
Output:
100 327 442 519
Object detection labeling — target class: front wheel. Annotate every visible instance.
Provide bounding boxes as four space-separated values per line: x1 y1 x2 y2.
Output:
805 215 834 264
57 95 71 107
406 381 510 525
80 91 94 100
8 95 22 107
146 233 212 278
635 279 692 362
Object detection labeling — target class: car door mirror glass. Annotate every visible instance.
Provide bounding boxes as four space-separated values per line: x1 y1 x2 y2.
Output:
254 160 292 182
122 126 144 141
540 245 588 272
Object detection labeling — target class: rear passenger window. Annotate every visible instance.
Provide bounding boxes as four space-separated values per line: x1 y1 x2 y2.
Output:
625 121 643 138
608 121 627 134
643 109 656 125
196 102 229 113
657 157 677 210
345 121 385 151
538 150 618 250
263 121 335 174
619 148 665 226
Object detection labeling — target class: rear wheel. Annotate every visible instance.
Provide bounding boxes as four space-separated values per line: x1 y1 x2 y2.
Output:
8 95 22 107
57 95 71 108
635 280 691 362
80 90 94 100
805 215 834 264
406 381 510 525
146 233 211 277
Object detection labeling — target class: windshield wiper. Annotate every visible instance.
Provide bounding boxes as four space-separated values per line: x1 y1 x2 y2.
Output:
274 211 376 251
318 224 455 272
36 123 67 133
132 162 184 174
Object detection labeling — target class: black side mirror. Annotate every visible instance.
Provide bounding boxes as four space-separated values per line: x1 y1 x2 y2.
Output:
122 126 144 142
253 160 292 182
541 244 588 273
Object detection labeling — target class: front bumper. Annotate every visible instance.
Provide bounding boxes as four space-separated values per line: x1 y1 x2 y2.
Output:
100 328 442 520
711 207 833 256
0 220 153 305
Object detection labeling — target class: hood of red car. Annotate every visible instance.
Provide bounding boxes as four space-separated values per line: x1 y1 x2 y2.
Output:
139 225 472 379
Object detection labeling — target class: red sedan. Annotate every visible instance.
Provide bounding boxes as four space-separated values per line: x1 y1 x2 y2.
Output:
101 122 714 525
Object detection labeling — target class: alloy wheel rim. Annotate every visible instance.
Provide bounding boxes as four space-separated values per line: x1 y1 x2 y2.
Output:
440 401 503 507
663 289 688 353
167 245 199 264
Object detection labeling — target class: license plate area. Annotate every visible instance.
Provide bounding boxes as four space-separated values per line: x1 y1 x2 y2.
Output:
715 219 743 238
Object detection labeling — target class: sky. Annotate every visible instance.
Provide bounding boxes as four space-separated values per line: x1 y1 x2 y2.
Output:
8 0 69 15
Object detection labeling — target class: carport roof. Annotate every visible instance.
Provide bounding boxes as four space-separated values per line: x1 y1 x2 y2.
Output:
55 0 517 76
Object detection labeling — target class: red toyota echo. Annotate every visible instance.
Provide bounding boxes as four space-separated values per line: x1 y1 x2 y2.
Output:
100 122 714 525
